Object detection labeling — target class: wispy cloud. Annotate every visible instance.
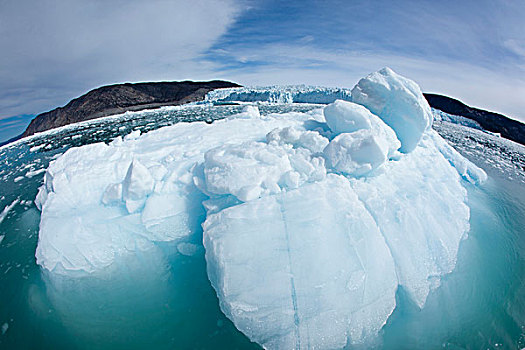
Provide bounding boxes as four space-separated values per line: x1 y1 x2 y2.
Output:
0 0 244 119
206 43 525 121
204 0 525 121
0 115 34 142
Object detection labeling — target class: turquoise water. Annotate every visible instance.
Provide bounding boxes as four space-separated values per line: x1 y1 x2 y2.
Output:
0 105 524 349
382 174 525 349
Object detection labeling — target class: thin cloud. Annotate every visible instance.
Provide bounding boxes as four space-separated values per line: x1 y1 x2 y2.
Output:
206 42 525 121
204 0 525 121
0 0 244 118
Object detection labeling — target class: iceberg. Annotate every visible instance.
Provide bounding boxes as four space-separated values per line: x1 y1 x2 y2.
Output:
35 108 308 273
323 100 401 176
203 175 397 348
34 68 487 348
351 67 433 153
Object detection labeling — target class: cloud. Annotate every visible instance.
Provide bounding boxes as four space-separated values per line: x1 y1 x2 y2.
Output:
0 115 34 142
203 0 525 122
503 39 525 59
0 0 243 119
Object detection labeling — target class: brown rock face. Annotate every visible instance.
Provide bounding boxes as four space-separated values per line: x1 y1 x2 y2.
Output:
22 80 241 137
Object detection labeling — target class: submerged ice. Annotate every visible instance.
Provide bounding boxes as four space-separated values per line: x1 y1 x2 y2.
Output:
34 68 487 348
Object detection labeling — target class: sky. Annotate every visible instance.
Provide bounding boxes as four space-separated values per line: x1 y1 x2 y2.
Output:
1 0 524 142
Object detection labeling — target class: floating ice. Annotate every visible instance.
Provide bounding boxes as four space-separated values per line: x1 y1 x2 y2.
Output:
227 105 261 119
204 175 397 348
35 112 307 273
34 68 487 348
0 199 19 225
351 67 433 153
322 100 401 176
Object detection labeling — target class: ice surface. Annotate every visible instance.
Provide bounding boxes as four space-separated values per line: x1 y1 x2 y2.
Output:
34 68 488 348
266 126 329 154
35 111 308 273
203 175 397 348
324 131 391 176
122 159 155 213
350 135 471 307
203 140 326 201
322 100 401 176
351 67 433 153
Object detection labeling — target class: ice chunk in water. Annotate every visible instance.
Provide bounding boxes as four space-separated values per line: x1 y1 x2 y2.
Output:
226 105 261 120
35 112 307 274
33 68 486 348
204 175 398 348
351 67 432 153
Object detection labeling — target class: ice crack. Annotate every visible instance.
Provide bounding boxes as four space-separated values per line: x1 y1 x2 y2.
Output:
277 193 302 349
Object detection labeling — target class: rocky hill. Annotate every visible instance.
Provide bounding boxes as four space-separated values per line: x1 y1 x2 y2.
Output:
22 80 240 137
424 93 525 145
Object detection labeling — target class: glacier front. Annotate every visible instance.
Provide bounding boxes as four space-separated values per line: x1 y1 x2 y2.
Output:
34 68 486 348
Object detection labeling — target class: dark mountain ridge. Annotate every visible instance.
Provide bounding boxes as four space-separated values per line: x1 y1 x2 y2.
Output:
424 93 525 145
22 80 240 137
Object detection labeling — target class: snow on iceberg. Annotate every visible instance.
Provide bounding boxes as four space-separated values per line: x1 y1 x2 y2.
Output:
34 68 487 348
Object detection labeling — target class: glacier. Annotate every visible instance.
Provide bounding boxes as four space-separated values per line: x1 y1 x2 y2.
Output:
205 85 352 105
34 68 487 348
